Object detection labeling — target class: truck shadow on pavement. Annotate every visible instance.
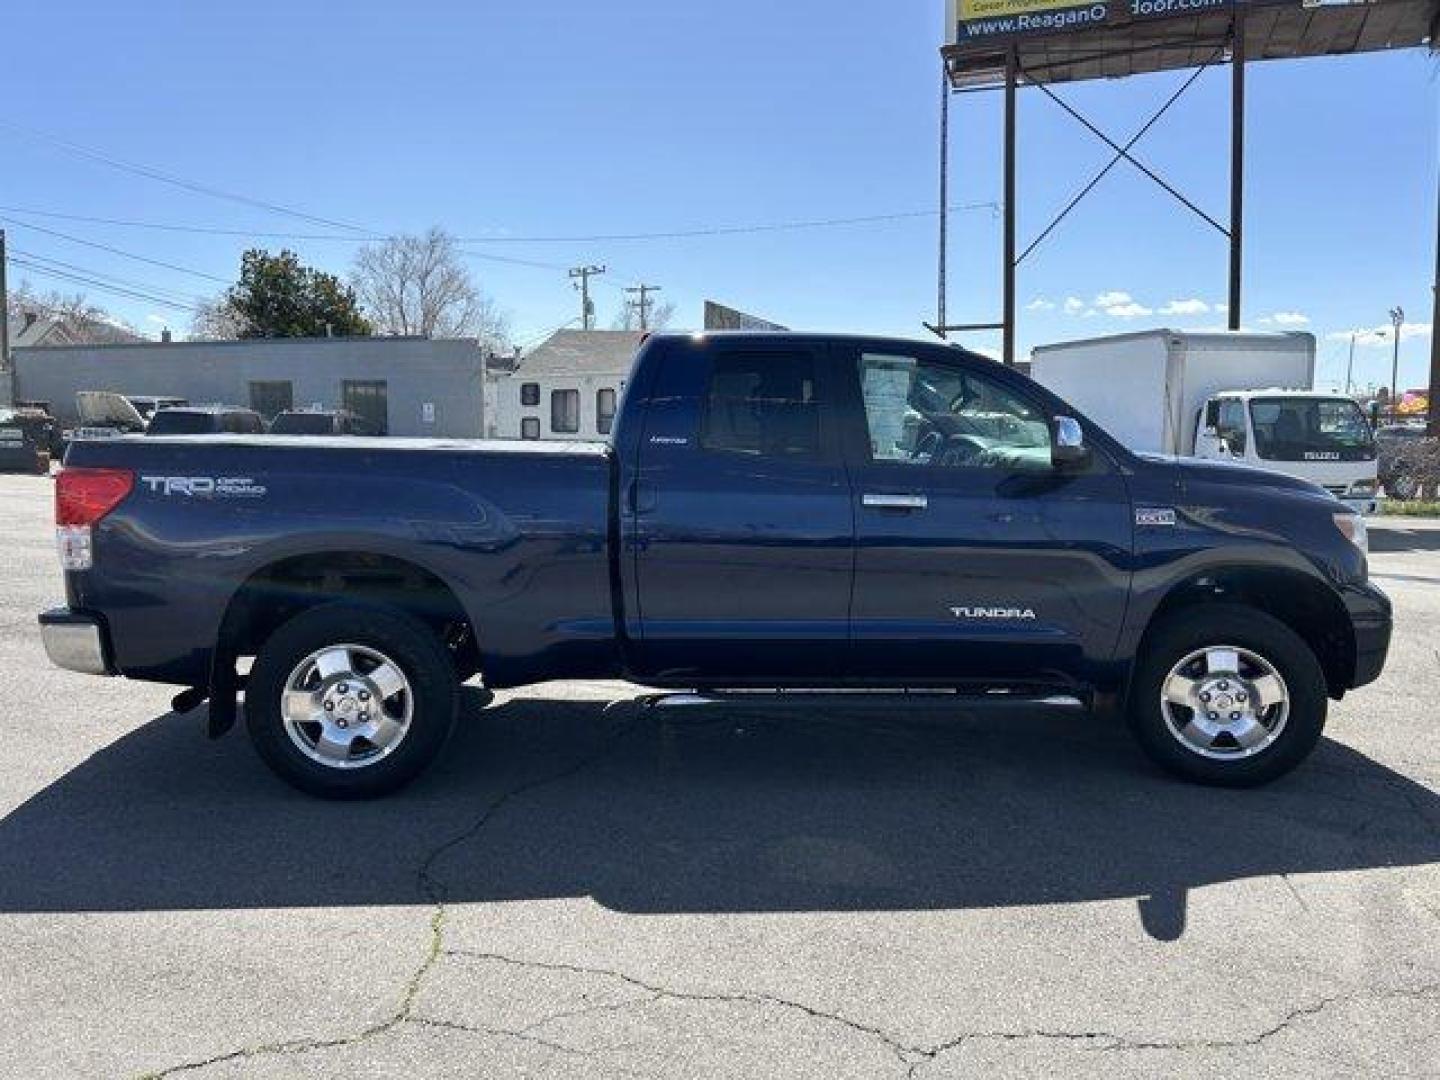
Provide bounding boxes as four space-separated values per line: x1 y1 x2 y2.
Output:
1 690 1436 942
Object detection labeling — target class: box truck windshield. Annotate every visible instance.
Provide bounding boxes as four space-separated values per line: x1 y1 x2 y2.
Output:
1248 397 1375 463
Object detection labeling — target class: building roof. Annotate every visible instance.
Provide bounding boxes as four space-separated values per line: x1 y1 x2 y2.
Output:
11 315 77 349
518 330 645 377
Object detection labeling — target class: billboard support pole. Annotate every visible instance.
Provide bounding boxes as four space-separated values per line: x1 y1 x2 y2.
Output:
937 59 951 340
1003 44 1018 366
1428 155 1440 436
1227 5 1246 331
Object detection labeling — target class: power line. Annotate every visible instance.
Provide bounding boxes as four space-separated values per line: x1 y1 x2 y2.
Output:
0 215 229 284
7 256 201 313
1 122 371 234
0 202 1002 245
10 247 202 307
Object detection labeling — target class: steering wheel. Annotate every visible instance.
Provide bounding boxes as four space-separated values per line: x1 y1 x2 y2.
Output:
915 429 946 462
935 435 984 468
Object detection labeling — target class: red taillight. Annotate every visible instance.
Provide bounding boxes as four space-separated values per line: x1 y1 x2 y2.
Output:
56 467 135 526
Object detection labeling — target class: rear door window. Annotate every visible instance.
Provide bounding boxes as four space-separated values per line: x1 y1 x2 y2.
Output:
700 350 822 458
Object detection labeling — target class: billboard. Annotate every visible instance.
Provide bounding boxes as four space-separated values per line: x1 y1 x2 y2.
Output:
703 301 788 332
947 0 1236 47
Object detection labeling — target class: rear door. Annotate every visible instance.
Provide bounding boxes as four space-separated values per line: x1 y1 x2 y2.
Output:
628 339 853 682
839 344 1133 685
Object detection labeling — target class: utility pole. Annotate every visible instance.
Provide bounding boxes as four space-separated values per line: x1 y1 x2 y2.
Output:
625 284 662 332
569 265 606 331
1345 332 1356 396
1388 305 1404 421
0 229 10 409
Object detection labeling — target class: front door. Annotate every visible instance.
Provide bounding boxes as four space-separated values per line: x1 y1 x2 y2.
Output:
840 345 1133 685
629 340 853 683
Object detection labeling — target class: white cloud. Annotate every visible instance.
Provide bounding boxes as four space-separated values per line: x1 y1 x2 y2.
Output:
1026 298 1055 311
1158 298 1209 316
1104 302 1152 319
1326 323 1432 348
1062 296 1086 315
1089 290 1152 319
145 314 167 326
1264 311 1309 327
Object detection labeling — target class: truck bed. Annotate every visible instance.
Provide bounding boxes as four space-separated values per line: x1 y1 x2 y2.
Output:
62 434 619 689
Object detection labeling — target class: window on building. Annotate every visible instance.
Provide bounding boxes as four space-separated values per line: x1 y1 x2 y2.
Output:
248 381 294 421
551 389 580 434
521 382 540 407
596 388 618 435
700 350 821 458
521 417 541 440
342 380 389 435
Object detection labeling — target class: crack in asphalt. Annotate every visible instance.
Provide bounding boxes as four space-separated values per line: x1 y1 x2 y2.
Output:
136 707 638 1079
439 948 1440 1078
442 947 921 1070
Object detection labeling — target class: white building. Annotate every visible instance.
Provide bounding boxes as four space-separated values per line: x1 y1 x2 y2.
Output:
485 330 643 441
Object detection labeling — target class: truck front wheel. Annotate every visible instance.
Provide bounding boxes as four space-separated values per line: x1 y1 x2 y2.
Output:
245 603 459 798
1129 605 1327 787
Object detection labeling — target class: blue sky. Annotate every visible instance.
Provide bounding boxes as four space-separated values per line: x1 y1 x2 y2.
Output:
3 0 1436 391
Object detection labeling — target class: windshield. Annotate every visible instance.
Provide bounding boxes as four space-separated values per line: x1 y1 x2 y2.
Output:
146 411 217 435
1248 397 1376 462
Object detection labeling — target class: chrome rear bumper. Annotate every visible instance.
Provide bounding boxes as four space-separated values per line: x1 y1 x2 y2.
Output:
38 608 113 676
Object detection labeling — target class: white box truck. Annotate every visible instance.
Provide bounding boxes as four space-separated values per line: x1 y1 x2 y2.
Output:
1029 330 1379 513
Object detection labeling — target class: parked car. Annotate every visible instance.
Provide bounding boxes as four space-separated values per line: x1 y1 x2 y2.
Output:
0 410 50 474
268 409 381 436
145 406 266 436
6 403 63 459
39 332 1390 798
126 395 190 423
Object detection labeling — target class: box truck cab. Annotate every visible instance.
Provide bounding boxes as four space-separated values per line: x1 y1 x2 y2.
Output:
1030 330 1379 514
1195 389 1379 512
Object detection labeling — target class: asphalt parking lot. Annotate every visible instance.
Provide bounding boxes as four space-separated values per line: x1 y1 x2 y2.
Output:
0 472 1436 1079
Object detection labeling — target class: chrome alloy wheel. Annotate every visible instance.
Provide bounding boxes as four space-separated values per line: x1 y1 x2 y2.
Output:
1159 645 1290 760
281 644 414 770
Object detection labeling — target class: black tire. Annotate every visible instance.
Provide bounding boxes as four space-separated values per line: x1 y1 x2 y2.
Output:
1128 605 1327 787
246 603 459 798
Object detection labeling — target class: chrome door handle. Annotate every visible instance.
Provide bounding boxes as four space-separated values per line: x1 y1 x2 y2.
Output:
862 493 928 510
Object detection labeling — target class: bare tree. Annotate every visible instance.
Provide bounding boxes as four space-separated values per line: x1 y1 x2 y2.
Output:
611 297 676 331
351 228 509 349
189 294 244 340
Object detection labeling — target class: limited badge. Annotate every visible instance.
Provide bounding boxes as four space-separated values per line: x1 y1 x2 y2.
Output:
1135 507 1177 527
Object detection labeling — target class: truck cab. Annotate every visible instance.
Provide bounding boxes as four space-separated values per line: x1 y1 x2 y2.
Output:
1193 389 1380 513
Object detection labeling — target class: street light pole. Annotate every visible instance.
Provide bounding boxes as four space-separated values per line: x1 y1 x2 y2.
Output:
1388 306 1404 421
1345 332 1356 396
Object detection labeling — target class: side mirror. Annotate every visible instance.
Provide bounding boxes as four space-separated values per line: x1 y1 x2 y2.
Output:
1052 415 1091 470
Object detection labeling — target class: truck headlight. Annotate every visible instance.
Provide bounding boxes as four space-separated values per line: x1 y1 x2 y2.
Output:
1333 512 1368 555
1346 479 1377 497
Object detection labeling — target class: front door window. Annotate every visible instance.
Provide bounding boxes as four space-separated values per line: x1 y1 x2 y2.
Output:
857 353 1052 473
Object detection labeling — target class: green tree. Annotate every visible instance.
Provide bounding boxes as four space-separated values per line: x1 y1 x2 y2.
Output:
209 249 371 339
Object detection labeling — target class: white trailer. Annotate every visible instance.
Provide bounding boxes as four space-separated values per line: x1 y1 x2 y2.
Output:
1030 330 1379 513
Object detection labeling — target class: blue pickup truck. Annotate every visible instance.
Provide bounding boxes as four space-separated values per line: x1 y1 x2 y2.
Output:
39 333 1391 798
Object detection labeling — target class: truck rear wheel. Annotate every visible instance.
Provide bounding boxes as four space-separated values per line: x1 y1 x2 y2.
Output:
1129 605 1327 787
246 603 459 798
